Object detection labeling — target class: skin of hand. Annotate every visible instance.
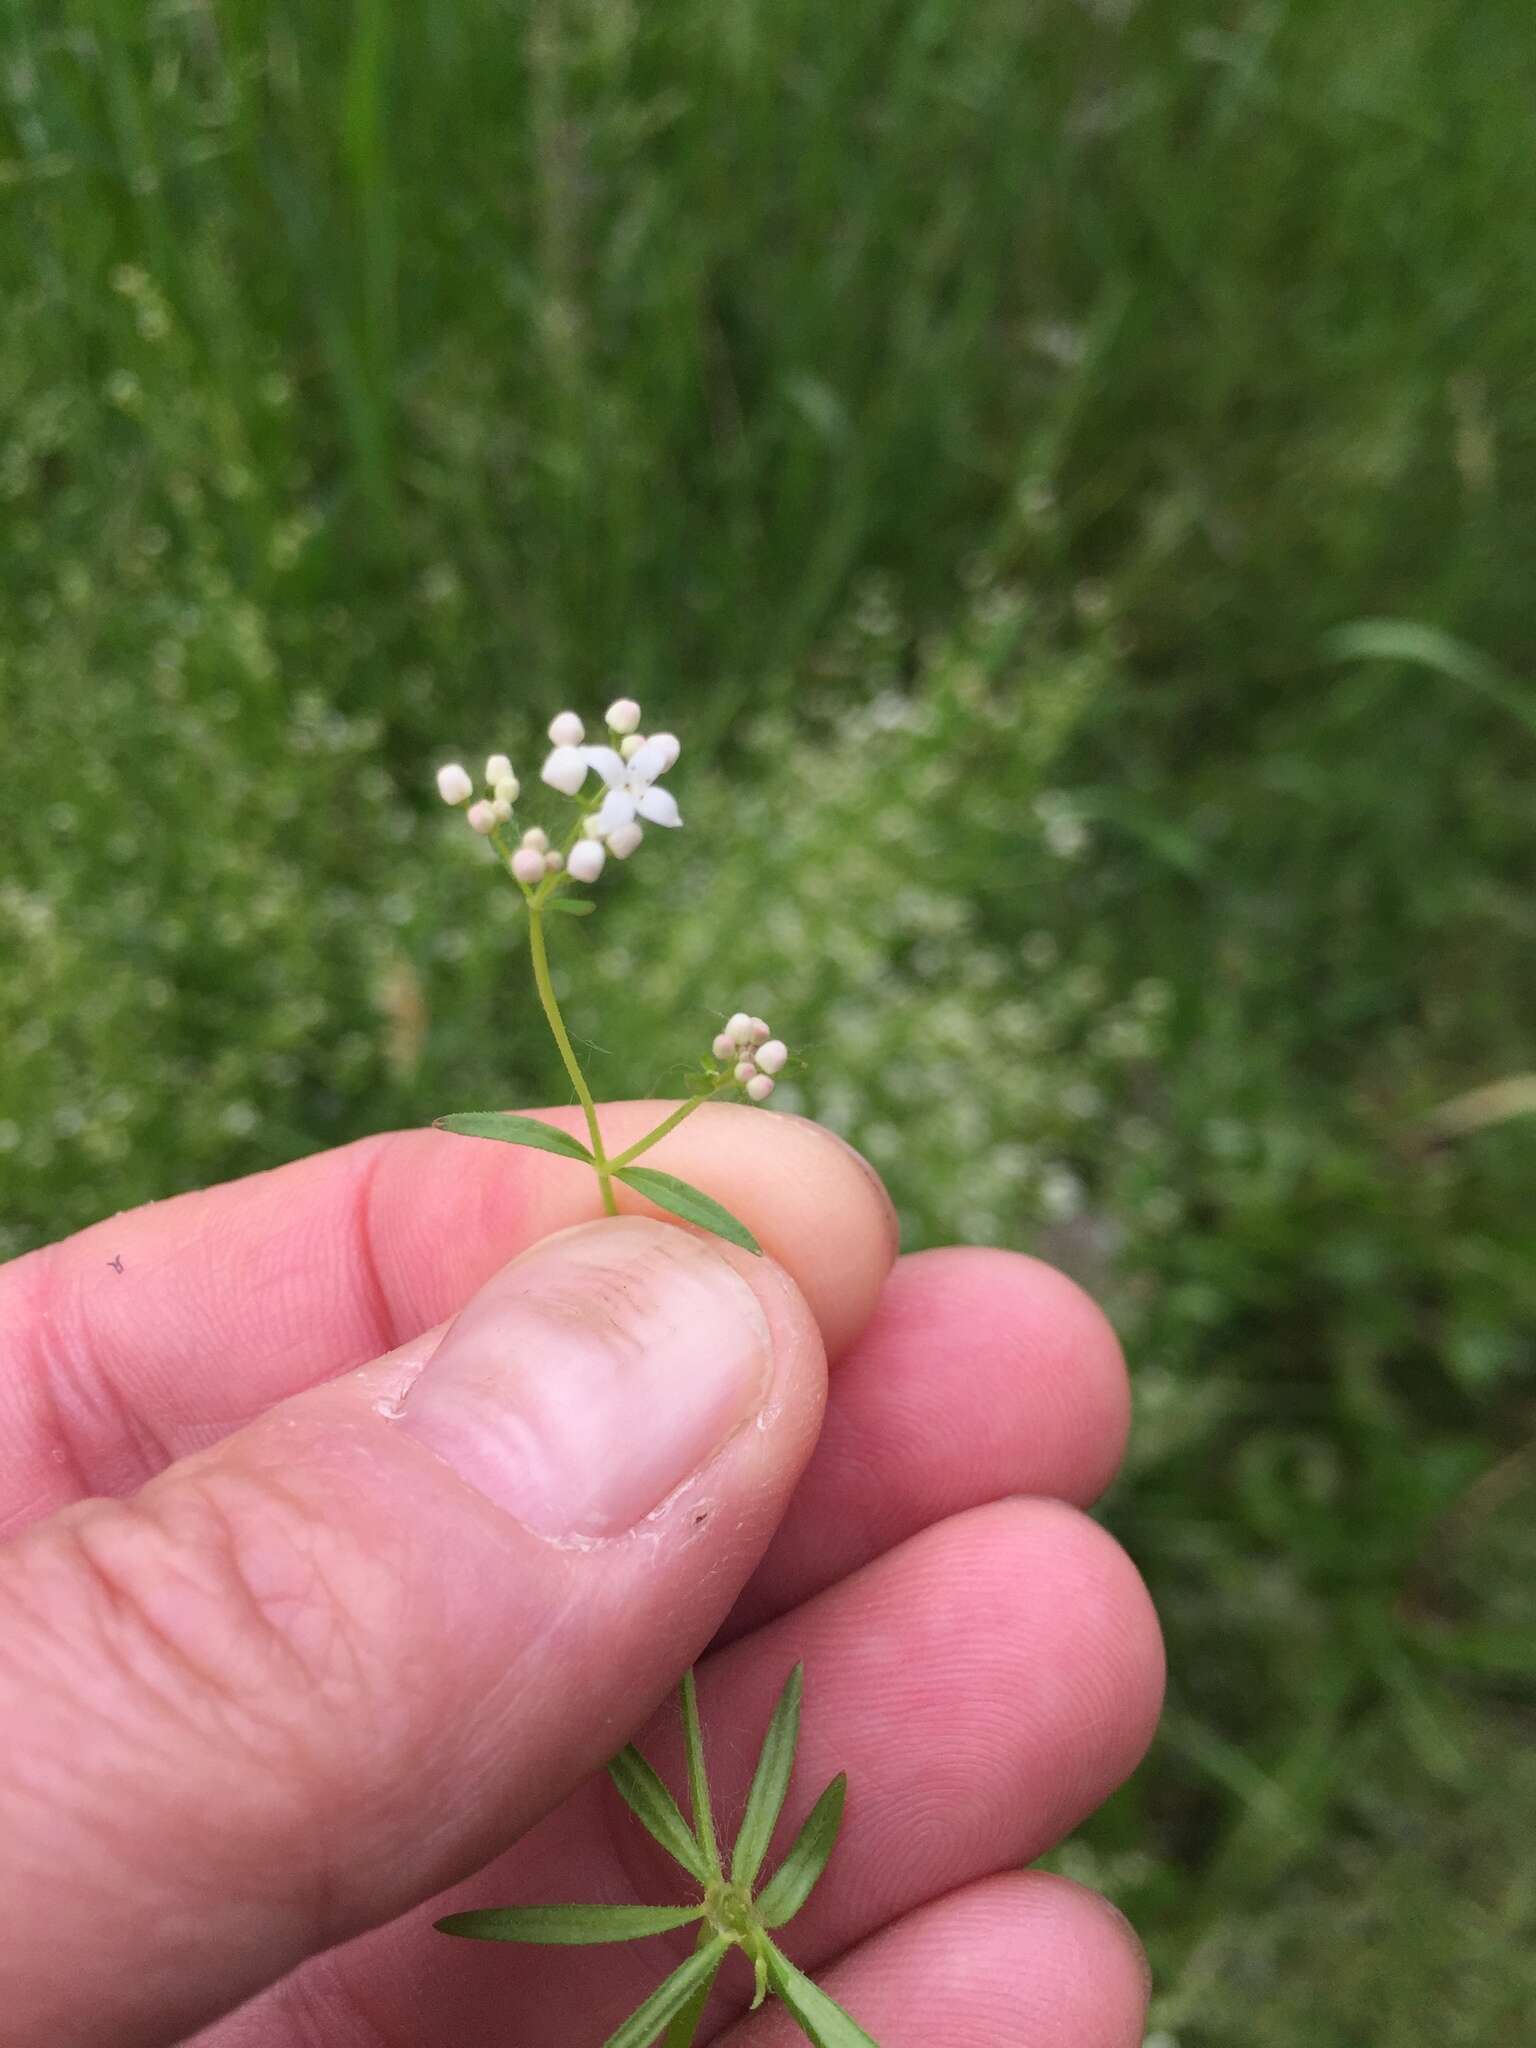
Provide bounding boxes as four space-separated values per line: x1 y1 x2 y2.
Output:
0 1103 1163 2048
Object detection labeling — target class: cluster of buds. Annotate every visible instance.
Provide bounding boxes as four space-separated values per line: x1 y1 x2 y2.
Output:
436 753 521 837
541 701 682 863
509 826 565 887
711 1013 788 1103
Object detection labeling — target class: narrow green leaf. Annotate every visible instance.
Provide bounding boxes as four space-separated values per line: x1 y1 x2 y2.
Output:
756 1775 847 1928
434 1112 593 1161
604 1939 730 2048
608 1746 710 1883
680 1668 723 1882
662 1925 723 2047
436 1902 703 1945
548 896 597 916
731 1665 804 1891
765 1943 881 2047
615 1167 762 1255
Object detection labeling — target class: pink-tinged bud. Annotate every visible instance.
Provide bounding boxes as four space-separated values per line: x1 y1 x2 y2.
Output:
725 1011 752 1045
606 697 642 734
648 732 681 772
746 1073 775 1103
548 711 585 747
485 752 514 788
436 762 472 805
545 849 564 873
567 838 606 882
510 847 545 885
521 826 549 851
734 1060 758 1084
755 1039 788 1074
748 1017 770 1044
466 800 497 834
607 821 644 859
711 1032 736 1061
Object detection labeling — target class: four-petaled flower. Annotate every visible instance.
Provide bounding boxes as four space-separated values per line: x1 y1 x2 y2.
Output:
581 733 683 837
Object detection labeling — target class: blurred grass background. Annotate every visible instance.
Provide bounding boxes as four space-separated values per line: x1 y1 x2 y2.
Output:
3 2 1535 2039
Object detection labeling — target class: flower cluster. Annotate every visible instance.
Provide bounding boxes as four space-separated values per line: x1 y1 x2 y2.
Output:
436 752 522 838
710 1012 788 1103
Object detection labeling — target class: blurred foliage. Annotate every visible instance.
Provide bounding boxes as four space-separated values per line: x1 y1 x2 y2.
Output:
3 1 1536 2040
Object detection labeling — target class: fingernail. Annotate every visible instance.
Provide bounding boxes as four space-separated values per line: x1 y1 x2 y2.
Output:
399 1217 772 1538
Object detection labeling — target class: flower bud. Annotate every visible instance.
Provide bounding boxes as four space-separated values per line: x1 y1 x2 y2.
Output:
485 752 514 788
746 1073 775 1103
568 838 606 883
619 734 646 761
541 745 587 796
493 774 520 805
607 821 644 859
544 849 564 873
748 1017 770 1044
466 800 497 835
491 798 512 824
755 1039 788 1074
725 1011 752 1045
648 732 681 772
580 814 606 839
711 1033 736 1061
548 711 585 747
510 847 545 885
436 762 473 805
734 1060 758 1084
606 697 642 734
521 825 549 851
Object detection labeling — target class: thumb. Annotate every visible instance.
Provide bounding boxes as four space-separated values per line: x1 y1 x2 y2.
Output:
0 1217 828 2048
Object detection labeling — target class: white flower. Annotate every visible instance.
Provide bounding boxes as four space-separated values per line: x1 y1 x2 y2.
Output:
580 735 682 834
548 710 585 747
541 745 587 797
567 838 606 883
648 732 681 772
466 800 497 835
746 1074 775 1103
485 752 513 788
607 821 644 859
756 1039 787 1075
606 697 642 734
510 847 545 885
436 762 473 805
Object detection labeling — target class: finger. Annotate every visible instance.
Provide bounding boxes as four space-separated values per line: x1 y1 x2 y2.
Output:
714 1872 1151 2047
724 1244 1131 1638
0 1218 828 2048
0 1104 895 1531
275 1498 1162 2048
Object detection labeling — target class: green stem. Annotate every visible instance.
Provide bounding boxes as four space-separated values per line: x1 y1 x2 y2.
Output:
608 1079 737 1170
527 901 616 1213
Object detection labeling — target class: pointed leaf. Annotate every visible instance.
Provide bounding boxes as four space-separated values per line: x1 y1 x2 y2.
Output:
435 1112 593 1161
609 1745 710 1883
731 1665 803 1890
436 1902 703 1945
679 1667 723 1882
662 1926 723 2047
548 896 597 916
605 1938 730 2048
756 1775 847 1928
765 1943 881 2047
615 1168 762 1255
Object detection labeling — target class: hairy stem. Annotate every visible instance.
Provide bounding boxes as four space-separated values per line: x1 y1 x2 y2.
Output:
527 901 616 1213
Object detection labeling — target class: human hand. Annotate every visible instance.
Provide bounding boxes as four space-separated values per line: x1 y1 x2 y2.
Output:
0 1104 1162 2047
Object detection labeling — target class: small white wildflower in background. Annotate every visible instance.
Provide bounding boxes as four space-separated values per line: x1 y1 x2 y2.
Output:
548 711 585 747
485 752 514 788
568 839 606 883
436 763 473 805
581 735 682 835
606 697 642 734
510 847 545 885
466 800 497 835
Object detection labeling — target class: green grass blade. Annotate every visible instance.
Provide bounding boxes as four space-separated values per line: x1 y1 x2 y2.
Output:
604 1938 730 2048
679 1668 723 1883
764 1942 881 2046
436 1902 703 1945
731 1664 804 1891
614 1167 763 1255
756 1774 847 1928
608 1745 710 1884
434 1112 593 1160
